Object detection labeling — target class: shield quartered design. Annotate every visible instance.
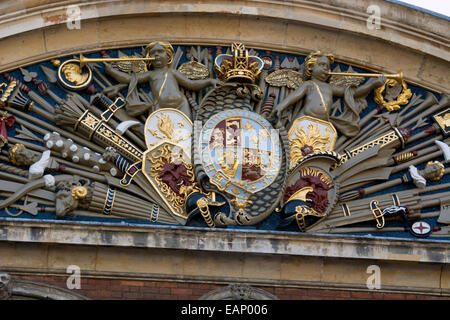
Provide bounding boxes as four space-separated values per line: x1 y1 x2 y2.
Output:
199 109 282 209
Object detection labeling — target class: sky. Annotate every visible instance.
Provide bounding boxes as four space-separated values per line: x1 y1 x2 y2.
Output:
393 0 450 18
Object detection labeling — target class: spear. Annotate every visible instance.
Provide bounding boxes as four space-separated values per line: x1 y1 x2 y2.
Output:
393 132 443 156
401 124 440 146
397 92 424 118
315 226 407 234
20 67 64 105
341 167 450 201
386 137 450 167
336 118 385 153
336 92 424 151
6 107 104 153
400 93 445 128
335 117 381 152
2 73 54 113
429 226 450 237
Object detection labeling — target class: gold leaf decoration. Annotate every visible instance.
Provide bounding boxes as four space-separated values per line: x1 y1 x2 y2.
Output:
113 55 147 73
265 69 303 89
157 113 174 140
61 63 90 85
290 123 331 165
329 74 364 88
178 61 210 80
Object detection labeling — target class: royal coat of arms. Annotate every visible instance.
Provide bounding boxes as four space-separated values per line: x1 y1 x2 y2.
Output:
198 104 284 225
0 40 449 239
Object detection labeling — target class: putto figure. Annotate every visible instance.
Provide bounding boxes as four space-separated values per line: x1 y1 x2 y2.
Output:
105 41 221 119
271 51 386 136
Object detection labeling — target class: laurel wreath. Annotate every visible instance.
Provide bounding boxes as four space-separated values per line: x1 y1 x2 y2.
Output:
374 79 412 112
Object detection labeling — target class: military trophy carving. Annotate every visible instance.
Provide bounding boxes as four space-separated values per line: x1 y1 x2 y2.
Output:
0 40 449 239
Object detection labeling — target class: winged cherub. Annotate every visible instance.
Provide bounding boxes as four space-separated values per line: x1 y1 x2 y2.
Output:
105 41 221 119
271 51 386 137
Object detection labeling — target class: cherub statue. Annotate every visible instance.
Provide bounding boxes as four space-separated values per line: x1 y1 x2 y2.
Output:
271 51 386 137
104 41 221 119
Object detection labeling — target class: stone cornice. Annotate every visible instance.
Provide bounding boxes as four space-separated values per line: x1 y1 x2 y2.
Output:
0 0 448 60
0 218 448 264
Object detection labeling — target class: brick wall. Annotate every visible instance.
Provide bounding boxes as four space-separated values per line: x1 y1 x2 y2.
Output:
11 274 449 300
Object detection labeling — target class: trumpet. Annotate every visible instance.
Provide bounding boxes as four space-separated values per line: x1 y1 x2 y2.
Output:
327 71 404 84
79 53 156 67
57 53 157 90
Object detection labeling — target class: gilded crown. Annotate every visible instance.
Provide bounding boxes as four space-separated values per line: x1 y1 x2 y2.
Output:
214 43 264 83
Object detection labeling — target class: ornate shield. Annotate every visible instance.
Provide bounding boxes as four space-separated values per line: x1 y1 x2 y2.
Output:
200 109 282 208
144 108 193 154
288 116 337 169
194 84 288 225
142 109 198 221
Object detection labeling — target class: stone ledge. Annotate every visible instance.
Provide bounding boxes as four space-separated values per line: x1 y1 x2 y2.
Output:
2 266 449 296
0 218 448 263
0 0 448 61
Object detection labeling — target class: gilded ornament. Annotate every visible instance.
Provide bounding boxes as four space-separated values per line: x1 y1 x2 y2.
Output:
374 77 412 111
145 109 192 150
61 63 89 85
435 113 450 128
434 108 450 134
178 61 210 80
51 59 61 67
288 116 337 168
71 186 88 200
425 161 444 181
214 43 263 83
57 59 92 90
145 144 199 217
265 69 303 89
2 41 448 236
329 72 365 88
290 123 331 165
8 143 25 166
112 55 148 73
0 81 16 107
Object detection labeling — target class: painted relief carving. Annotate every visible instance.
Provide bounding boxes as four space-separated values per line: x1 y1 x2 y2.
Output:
0 40 449 239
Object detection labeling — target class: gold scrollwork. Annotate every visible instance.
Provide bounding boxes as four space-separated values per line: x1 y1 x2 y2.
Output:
147 144 200 215
197 198 215 228
434 111 450 133
370 200 385 229
0 81 17 107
